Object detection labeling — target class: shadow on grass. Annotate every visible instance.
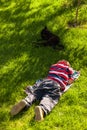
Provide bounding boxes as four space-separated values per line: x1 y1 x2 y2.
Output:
0 0 86 106
0 2 86 128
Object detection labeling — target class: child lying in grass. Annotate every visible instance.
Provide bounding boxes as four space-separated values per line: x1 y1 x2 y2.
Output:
10 60 80 121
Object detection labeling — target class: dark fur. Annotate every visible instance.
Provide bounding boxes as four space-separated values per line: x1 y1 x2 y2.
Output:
40 26 64 49
33 26 64 49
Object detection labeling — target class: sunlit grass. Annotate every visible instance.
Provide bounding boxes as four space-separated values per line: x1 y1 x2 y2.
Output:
0 0 87 130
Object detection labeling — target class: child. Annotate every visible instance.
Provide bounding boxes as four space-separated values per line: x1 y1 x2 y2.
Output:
10 60 80 121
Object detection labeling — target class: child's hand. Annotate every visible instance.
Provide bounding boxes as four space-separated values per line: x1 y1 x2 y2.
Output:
68 79 74 84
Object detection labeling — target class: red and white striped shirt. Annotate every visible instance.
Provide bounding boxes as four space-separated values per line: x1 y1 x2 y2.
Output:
47 61 74 90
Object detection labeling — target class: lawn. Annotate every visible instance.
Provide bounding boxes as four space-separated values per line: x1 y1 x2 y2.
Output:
0 0 87 130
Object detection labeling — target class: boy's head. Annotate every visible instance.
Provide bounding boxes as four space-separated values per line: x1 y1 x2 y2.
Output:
57 60 70 67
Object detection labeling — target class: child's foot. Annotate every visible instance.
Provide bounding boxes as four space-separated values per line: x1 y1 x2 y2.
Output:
35 106 44 121
10 100 27 116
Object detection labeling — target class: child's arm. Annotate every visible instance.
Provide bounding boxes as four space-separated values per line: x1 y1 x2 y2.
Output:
68 78 74 84
61 71 80 93
68 66 80 84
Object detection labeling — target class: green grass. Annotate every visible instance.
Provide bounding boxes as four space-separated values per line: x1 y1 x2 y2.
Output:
0 0 87 130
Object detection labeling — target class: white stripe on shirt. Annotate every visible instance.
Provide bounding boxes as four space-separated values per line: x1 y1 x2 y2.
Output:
49 70 68 79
